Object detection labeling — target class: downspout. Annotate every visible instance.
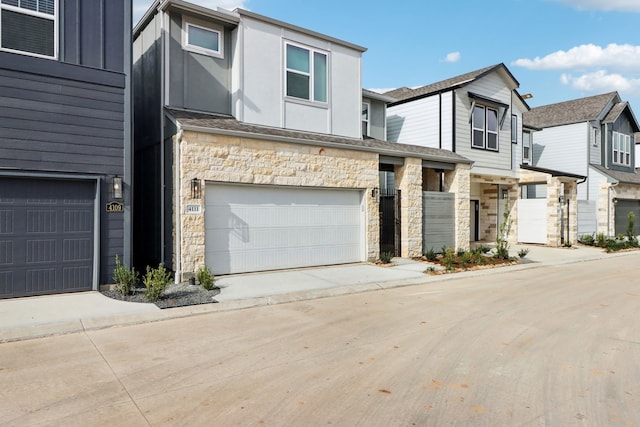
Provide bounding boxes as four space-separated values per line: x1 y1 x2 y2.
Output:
159 7 168 266
174 129 182 283
608 180 619 236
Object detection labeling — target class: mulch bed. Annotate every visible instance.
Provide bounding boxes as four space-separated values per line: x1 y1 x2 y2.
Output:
101 282 221 309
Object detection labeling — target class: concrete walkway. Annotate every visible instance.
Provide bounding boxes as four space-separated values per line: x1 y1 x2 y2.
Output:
0 243 622 342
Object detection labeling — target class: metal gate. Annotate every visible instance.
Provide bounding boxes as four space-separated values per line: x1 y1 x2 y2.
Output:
379 189 401 256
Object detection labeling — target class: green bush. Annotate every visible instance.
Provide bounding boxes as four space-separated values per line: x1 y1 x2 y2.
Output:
596 233 607 247
196 265 216 291
112 255 138 297
460 251 473 268
442 247 456 271
517 248 529 258
476 245 491 254
424 247 438 261
380 251 394 264
495 201 512 260
627 212 638 246
579 234 595 246
143 264 173 302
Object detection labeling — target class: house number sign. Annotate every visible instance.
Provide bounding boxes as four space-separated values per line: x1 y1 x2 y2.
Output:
185 204 202 215
106 201 124 213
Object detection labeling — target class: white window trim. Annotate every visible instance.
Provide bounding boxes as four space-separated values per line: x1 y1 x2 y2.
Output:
362 102 370 136
612 131 631 166
0 0 58 59
284 40 329 105
472 105 499 151
522 131 531 164
182 17 223 59
511 114 518 144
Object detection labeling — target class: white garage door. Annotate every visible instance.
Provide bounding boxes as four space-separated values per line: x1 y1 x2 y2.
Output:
517 199 547 244
205 184 365 275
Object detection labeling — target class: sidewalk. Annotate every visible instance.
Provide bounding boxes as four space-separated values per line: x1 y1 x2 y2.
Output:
0 244 625 342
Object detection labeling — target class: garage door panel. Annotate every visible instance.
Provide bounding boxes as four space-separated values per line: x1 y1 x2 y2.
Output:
206 184 364 275
0 178 95 298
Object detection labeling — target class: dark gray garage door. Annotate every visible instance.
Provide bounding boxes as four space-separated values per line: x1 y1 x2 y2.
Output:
0 178 95 298
615 199 640 236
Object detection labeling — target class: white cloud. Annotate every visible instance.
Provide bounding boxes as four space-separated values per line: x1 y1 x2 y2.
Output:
133 0 248 23
561 70 640 94
443 52 461 63
513 44 640 72
551 0 640 12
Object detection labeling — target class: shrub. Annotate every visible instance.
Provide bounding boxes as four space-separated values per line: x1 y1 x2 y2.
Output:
460 251 473 268
143 264 173 302
627 212 638 246
596 233 607 247
424 247 438 261
563 241 572 248
196 265 216 291
426 266 436 273
442 247 456 271
457 249 466 257
517 248 529 258
579 234 595 246
380 251 394 264
476 245 491 254
112 255 138 297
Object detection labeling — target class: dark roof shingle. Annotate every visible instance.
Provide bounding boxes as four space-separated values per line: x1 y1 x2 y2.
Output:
523 92 619 128
384 64 517 104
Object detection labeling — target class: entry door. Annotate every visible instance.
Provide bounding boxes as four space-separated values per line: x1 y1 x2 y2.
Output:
470 200 479 241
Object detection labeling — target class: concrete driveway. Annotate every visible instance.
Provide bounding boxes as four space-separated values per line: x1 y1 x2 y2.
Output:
1 253 639 426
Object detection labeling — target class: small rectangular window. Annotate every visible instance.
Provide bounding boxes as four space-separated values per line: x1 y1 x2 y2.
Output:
472 106 485 148
1 0 56 58
183 18 223 58
486 108 498 151
511 115 518 143
523 131 531 164
362 102 370 136
285 42 328 104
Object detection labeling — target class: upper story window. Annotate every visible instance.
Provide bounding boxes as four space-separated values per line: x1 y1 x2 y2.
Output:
183 17 223 59
522 131 531 164
511 115 518 143
0 0 57 58
591 126 600 146
362 102 370 136
285 42 328 103
613 131 631 166
472 105 498 151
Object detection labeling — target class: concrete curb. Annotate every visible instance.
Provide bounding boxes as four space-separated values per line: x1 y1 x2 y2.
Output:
1 248 637 342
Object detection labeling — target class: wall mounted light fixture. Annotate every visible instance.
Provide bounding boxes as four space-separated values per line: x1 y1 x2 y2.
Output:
191 178 202 199
112 176 123 199
371 187 379 199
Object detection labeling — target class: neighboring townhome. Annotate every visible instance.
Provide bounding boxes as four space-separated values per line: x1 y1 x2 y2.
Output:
133 0 471 281
0 1 132 298
386 64 581 248
524 92 640 237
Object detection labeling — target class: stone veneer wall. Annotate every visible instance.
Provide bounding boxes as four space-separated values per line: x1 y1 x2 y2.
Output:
395 158 423 258
445 164 471 251
177 130 380 279
472 175 518 243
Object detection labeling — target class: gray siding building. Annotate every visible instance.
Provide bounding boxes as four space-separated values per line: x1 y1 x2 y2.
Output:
0 0 132 298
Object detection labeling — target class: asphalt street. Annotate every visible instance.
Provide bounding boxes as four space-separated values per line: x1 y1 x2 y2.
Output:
1 253 639 426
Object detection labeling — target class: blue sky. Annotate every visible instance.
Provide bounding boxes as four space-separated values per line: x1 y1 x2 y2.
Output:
133 0 640 112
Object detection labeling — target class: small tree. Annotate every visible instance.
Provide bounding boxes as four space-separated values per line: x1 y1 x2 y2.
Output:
112 255 138 296
627 211 638 246
143 264 173 302
495 200 512 260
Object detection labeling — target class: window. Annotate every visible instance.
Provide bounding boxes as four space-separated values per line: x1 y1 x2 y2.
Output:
511 115 518 143
183 17 223 58
362 102 370 136
612 131 631 166
591 126 599 146
472 105 499 151
0 0 56 58
523 131 531 164
286 42 328 103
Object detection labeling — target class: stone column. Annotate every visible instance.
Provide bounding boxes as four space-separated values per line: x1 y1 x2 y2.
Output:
546 176 562 247
445 164 471 251
395 158 423 258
